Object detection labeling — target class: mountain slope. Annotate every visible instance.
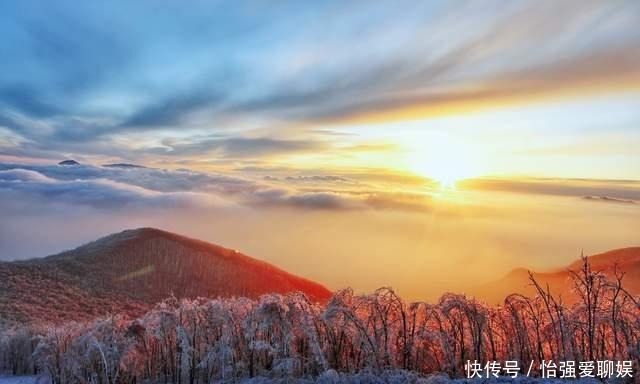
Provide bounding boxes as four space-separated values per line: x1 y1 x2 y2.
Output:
0 228 332 324
473 247 640 304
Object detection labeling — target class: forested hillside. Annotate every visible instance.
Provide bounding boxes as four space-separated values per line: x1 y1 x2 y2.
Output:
0 228 331 324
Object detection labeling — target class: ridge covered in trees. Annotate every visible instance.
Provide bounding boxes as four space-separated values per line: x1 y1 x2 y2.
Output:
0 228 332 324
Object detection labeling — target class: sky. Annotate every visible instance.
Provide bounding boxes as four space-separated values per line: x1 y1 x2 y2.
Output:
1 1 639 300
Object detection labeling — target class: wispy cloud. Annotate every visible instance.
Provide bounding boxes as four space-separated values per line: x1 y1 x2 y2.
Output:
1 1 638 162
582 196 637 205
147 136 327 159
460 177 640 201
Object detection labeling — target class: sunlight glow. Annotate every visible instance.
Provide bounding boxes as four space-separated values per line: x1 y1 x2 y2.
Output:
404 133 482 189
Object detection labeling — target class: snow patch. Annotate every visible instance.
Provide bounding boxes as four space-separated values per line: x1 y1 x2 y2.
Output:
0 376 47 384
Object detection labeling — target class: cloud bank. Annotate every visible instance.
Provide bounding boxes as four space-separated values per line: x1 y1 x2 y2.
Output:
2 161 638 218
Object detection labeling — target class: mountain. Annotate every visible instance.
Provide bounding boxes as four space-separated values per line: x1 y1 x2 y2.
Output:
0 228 332 324
102 163 146 168
473 247 640 304
58 159 80 166
566 247 640 271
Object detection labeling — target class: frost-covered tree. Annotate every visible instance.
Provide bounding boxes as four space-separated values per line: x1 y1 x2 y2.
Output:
1 255 635 383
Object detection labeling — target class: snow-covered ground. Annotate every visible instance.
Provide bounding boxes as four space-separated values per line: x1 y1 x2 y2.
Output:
0 377 46 384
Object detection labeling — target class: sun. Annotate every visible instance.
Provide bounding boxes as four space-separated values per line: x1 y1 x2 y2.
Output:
404 134 479 189
410 152 474 189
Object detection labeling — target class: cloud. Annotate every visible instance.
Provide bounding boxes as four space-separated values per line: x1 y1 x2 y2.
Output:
582 196 637 205
0 86 61 118
0 168 225 209
0 162 253 194
0 162 257 212
0 168 56 183
246 184 440 213
2 160 639 218
460 177 640 201
1 1 639 160
283 175 352 183
148 136 327 158
363 192 434 212
288 193 358 210
218 3 640 125
0 162 377 213
241 187 349 210
0 161 438 213
120 90 223 128
250 189 363 210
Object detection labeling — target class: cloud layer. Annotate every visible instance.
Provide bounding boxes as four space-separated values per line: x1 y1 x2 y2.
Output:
1 161 638 217
0 162 396 212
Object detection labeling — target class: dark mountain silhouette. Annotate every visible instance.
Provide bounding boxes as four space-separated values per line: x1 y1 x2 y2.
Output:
473 247 640 304
102 163 146 168
58 159 80 166
0 228 332 324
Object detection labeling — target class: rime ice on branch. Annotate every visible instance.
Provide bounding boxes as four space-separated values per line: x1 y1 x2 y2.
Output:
0 257 638 382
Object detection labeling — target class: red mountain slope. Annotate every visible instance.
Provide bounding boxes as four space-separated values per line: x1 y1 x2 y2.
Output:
473 247 640 304
0 228 332 324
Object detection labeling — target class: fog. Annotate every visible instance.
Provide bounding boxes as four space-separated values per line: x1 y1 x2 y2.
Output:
2 181 638 301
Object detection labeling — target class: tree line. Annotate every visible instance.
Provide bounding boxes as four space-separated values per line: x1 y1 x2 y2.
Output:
1 256 638 383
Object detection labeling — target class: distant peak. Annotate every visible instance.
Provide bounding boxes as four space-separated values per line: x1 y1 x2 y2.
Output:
58 159 80 166
102 163 146 169
122 227 171 238
568 247 640 270
98 227 170 242
87 227 215 250
73 227 169 251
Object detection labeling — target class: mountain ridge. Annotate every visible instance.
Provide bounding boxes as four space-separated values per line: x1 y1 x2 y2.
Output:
472 247 640 304
0 228 332 324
